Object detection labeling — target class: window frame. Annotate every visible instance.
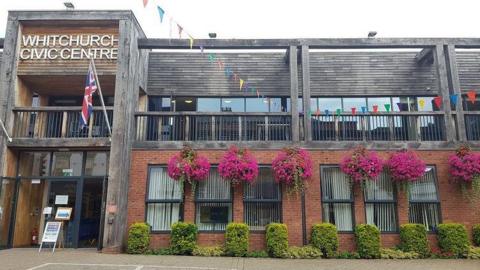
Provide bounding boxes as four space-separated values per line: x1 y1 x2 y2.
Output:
407 165 442 233
145 165 184 233
194 166 233 232
363 172 399 233
243 166 282 232
320 165 356 233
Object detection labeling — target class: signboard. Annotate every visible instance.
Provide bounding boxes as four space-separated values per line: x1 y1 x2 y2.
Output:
41 222 62 243
55 195 68 205
19 34 118 60
43 207 53 215
31 179 41 184
55 207 72 221
62 169 73 176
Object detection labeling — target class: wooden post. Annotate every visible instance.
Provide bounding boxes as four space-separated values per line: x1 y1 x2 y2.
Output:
446 44 467 141
433 44 456 142
301 45 312 142
289 46 300 142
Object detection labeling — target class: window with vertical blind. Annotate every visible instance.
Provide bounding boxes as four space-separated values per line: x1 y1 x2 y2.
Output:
195 168 232 231
244 167 281 230
364 172 398 232
408 166 441 231
321 166 354 232
145 166 183 231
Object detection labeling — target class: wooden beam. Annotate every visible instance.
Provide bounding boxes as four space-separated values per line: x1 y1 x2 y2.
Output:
301 45 312 142
415 48 433 65
289 46 300 142
446 44 467 141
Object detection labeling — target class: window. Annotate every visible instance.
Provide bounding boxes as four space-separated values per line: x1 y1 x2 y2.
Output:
244 168 281 230
318 98 341 112
196 169 232 231
18 152 51 176
148 96 171 112
52 152 83 176
343 98 366 112
364 172 397 232
408 167 441 231
246 98 269 112
368 97 392 112
321 167 354 231
198 98 221 112
146 167 183 231
221 98 244 112
84 152 109 176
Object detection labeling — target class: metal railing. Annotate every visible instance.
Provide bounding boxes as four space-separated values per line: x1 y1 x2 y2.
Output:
465 113 480 141
311 112 446 141
12 107 113 139
135 112 292 141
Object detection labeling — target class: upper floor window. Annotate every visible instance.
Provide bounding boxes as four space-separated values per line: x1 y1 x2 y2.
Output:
364 172 397 232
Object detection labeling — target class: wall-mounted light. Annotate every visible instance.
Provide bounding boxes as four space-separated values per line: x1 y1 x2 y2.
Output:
185 100 193 104
223 100 232 104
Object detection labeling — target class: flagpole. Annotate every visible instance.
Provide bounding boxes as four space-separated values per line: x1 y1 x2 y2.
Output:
89 57 112 140
0 118 12 142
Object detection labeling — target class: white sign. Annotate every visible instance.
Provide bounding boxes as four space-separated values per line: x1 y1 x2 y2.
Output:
55 195 68 205
41 222 62 243
43 207 53 215
20 34 118 60
31 179 41 184
62 169 73 176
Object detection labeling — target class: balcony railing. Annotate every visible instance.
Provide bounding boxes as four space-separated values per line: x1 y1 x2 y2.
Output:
12 107 113 139
311 112 446 141
465 113 480 141
135 112 292 141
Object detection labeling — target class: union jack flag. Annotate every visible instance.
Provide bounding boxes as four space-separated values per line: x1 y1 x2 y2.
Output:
80 62 97 127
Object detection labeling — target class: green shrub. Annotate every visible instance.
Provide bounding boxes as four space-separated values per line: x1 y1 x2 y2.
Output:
225 223 249 257
467 246 480 259
266 223 289 258
310 223 338 258
437 223 469 257
246 250 269 258
335 251 360 259
170 222 198 255
380 248 420 259
473 224 480 247
354 224 380 259
286 246 322 259
192 246 224 257
399 224 430 257
127 222 150 254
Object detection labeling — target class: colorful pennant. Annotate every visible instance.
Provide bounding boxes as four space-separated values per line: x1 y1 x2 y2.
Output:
372 105 378 113
239 79 244 90
384 104 391 112
418 98 425 110
433 96 442 109
189 36 194 49
177 24 183 38
157 6 165 22
450 94 458 106
336 108 342 116
143 0 148 7
361 106 367 113
351 107 356 115
324 109 330 116
467 90 476 104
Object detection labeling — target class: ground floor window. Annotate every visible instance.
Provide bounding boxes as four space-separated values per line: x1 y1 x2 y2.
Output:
243 167 281 230
321 166 354 232
195 168 232 231
145 166 183 231
364 172 397 232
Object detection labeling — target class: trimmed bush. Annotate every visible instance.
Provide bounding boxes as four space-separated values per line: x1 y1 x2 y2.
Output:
467 246 480 259
310 223 338 258
127 222 150 254
266 223 289 258
380 248 420 259
246 250 269 258
225 223 249 257
355 224 380 259
336 251 360 259
399 224 430 257
286 246 322 259
473 224 480 247
192 246 224 257
437 223 469 257
170 222 198 255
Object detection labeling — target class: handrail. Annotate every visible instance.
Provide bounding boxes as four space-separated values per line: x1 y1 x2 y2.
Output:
13 106 114 112
134 111 443 116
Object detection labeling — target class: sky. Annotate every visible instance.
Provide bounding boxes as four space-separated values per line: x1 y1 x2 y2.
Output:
0 0 479 39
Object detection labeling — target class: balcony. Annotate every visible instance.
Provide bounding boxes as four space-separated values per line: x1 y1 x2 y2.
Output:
465 112 480 141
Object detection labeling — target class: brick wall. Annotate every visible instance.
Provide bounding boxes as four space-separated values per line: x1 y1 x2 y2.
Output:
127 149 480 252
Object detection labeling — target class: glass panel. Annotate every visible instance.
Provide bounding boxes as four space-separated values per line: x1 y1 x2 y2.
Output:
147 203 181 231
46 181 77 248
269 98 283 112
198 98 221 112
322 203 353 231
409 203 440 231
148 167 182 200
368 97 391 112
196 202 232 231
18 152 51 177
392 97 411 112
286 98 303 112
244 168 280 200
84 152 109 176
365 203 397 232
244 202 281 230
321 167 352 200
416 97 436 112
343 98 366 112
0 179 16 247
310 98 318 112
149 97 171 112
245 98 268 112
463 95 480 111
52 152 83 176
409 168 438 201
364 172 394 201
221 98 244 112
197 170 231 200
318 98 342 112
79 179 103 247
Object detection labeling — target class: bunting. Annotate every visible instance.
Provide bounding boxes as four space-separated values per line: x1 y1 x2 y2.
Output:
239 79 244 90
372 105 379 113
450 94 458 106
177 24 183 38
361 106 367 113
351 107 356 115
384 104 391 112
324 109 330 116
418 98 425 110
336 109 342 116
157 6 165 23
143 0 148 7
433 96 442 109
467 90 476 104
189 36 194 49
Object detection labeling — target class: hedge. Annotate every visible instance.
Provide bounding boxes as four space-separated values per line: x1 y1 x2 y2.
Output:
285 246 322 259
266 223 289 258
437 223 469 257
310 223 338 258
170 222 198 255
225 223 249 257
355 224 380 259
473 224 480 247
399 224 430 257
127 222 150 254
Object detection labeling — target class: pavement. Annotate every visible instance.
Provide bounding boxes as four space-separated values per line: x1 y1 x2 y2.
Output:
0 248 479 270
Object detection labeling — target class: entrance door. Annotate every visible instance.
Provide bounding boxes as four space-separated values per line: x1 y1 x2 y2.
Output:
79 179 104 248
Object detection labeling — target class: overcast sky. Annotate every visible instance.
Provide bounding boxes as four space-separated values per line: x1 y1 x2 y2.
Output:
0 0 479 39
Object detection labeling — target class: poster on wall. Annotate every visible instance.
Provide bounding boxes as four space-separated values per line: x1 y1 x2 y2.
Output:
55 207 72 220
55 195 68 205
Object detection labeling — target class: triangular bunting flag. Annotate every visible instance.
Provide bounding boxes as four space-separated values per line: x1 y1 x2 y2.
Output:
143 0 148 7
233 73 239 81
217 60 224 69
177 24 183 38
467 90 476 104
433 96 442 109
361 106 367 113
450 94 458 105
384 104 391 112
189 36 194 49
239 79 244 90
372 105 378 113
157 6 165 22
351 107 356 115
336 108 342 116
208 53 216 63
315 109 321 117
256 88 260 98
418 98 425 110
224 67 231 77
324 109 330 116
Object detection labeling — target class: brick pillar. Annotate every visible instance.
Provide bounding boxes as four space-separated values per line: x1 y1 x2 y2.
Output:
183 183 195 223
233 184 244 222
282 186 303 246
353 184 365 225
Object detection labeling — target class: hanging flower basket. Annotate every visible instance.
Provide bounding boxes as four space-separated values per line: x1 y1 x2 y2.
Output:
340 146 384 184
448 145 480 199
272 147 313 193
218 146 259 185
387 150 426 183
167 146 211 187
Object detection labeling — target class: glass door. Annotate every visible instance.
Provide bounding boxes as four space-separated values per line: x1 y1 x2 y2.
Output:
79 178 104 248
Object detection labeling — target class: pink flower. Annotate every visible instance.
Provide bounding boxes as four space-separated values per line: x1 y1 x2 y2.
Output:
272 148 313 192
218 146 259 185
340 147 384 183
387 150 426 182
167 146 210 183
448 147 480 183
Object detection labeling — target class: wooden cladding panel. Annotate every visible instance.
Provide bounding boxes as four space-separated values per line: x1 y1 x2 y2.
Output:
456 51 480 93
17 22 119 75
